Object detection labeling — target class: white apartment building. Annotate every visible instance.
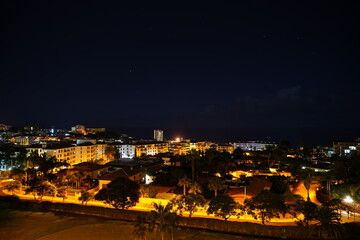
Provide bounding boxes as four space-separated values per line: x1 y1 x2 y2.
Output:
27 143 107 165
114 144 136 159
233 141 277 151
154 129 164 141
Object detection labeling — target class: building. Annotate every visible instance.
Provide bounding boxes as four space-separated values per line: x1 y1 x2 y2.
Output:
189 141 210 152
233 141 277 151
71 125 86 135
113 142 169 158
10 136 35 146
134 142 169 157
213 143 234 154
0 124 11 131
59 162 110 179
86 128 106 134
99 167 144 189
169 140 190 155
27 143 108 165
154 129 164 141
168 139 210 155
114 144 136 159
333 140 360 157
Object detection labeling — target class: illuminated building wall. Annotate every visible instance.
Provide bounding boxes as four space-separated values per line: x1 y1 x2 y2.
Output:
115 144 136 158
233 141 277 151
333 141 360 157
154 129 164 141
215 144 234 154
10 136 35 146
134 142 169 157
27 144 107 165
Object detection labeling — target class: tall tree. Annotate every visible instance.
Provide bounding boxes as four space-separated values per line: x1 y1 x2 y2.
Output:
57 186 68 202
95 177 140 209
314 206 342 239
105 145 120 161
186 150 201 181
133 213 148 240
207 194 237 221
148 203 178 240
301 169 314 201
245 190 286 224
171 193 206 217
177 176 191 195
208 177 225 196
78 191 93 205
188 182 202 195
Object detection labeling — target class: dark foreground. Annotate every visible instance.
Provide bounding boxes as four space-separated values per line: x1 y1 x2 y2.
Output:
0 209 272 240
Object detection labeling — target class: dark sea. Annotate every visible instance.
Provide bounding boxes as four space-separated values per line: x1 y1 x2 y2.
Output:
108 127 360 146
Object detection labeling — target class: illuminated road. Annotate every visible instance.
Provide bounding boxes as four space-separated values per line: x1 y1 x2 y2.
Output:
292 180 321 205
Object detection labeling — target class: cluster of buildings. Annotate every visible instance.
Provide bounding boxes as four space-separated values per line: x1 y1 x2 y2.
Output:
0 125 236 170
1 123 360 171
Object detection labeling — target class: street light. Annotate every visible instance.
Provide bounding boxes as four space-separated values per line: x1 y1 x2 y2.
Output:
343 195 355 221
344 195 353 204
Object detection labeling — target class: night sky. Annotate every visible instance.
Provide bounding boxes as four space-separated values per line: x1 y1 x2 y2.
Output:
1 1 359 143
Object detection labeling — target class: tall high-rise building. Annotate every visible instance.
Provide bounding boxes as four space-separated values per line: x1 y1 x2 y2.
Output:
154 129 164 141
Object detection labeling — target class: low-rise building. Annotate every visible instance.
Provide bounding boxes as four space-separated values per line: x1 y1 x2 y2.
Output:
57 162 110 180
133 142 169 157
233 141 277 151
333 140 360 157
214 143 234 154
99 167 143 189
10 136 35 146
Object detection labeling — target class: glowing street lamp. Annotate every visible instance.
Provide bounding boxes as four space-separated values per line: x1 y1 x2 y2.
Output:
344 195 353 204
343 196 355 221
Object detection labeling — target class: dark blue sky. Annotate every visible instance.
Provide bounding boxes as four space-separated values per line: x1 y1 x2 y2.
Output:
1 1 359 139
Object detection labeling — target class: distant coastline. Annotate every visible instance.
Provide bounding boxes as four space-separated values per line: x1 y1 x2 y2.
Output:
108 127 360 146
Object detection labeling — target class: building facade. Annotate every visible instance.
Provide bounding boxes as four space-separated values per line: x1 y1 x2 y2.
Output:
233 141 277 151
134 142 169 157
333 141 360 157
27 143 107 165
154 129 164 141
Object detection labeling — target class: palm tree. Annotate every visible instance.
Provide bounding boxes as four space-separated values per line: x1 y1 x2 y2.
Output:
188 182 202 195
208 177 225 196
301 169 313 201
314 206 342 239
178 176 191 195
148 203 177 240
186 150 200 181
133 213 148 240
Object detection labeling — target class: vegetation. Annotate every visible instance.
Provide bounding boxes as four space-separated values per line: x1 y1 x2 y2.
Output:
170 193 206 217
314 206 342 238
207 194 237 221
208 177 225 196
148 203 178 240
95 177 140 209
133 213 148 240
245 190 286 224
79 191 93 205
4 180 21 195
56 186 68 202
105 145 120 161
188 182 202 195
177 176 191 195
139 184 157 198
